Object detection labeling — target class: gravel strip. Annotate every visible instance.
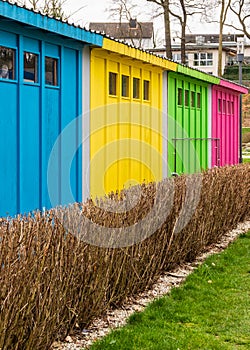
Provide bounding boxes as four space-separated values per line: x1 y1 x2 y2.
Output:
52 221 250 350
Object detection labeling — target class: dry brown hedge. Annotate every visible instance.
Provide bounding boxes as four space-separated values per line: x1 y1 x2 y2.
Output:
0 164 249 350
242 131 250 143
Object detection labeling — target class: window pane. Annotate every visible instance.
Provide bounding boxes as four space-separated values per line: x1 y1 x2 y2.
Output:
0 46 15 80
133 77 140 99
45 57 58 86
227 101 231 115
223 100 226 113
218 99 221 113
24 52 38 83
191 91 195 107
178 88 182 105
122 75 129 97
185 90 189 106
143 80 150 100
109 72 117 95
197 92 201 108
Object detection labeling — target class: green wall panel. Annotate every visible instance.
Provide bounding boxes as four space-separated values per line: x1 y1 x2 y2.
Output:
168 72 209 175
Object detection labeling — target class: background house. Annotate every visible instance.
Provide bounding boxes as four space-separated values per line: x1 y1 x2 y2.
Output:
89 19 154 49
151 33 250 76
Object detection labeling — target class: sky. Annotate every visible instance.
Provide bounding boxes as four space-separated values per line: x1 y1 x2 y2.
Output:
63 0 155 27
62 0 238 46
62 0 168 45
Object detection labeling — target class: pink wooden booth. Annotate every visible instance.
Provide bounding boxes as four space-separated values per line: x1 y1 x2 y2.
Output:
212 81 248 167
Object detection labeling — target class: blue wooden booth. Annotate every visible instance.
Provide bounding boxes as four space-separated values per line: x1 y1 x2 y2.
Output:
0 0 103 216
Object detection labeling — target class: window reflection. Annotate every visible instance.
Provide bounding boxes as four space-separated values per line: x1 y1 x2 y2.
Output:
45 57 58 86
0 46 15 80
24 52 38 83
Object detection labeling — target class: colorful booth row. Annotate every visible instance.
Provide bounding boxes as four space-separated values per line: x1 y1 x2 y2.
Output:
0 0 248 216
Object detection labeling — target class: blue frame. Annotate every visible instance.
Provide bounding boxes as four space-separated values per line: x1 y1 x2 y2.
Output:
0 1 102 217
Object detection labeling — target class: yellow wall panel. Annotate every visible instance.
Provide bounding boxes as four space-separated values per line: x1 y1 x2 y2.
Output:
90 48 164 198
121 64 130 75
108 60 119 72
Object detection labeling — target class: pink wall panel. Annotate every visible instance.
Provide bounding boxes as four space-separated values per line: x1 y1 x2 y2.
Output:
212 86 239 167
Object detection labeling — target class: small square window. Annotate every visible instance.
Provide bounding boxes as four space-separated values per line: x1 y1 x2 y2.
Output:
143 80 150 100
45 57 58 86
191 91 195 107
227 100 231 115
178 88 183 105
109 72 117 95
0 46 15 80
223 100 226 114
218 99 221 113
24 52 38 83
133 77 140 99
122 75 129 97
197 92 201 108
185 90 189 106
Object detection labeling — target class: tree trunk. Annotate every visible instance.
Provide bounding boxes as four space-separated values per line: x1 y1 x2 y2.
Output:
180 0 187 64
180 22 186 64
218 0 225 77
163 1 172 59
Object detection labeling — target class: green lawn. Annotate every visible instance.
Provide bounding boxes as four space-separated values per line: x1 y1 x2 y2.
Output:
243 127 250 135
89 232 250 350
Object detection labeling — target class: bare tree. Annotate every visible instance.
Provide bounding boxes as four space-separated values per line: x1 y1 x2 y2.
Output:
18 0 86 21
108 0 138 23
147 0 172 59
147 0 208 63
107 0 162 49
218 0 232 76
230 0 250 39
108 0 141 47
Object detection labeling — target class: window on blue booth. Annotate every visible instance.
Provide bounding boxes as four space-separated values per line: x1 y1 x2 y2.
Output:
45 57 58 86
0 46 15 80
24 52 38 83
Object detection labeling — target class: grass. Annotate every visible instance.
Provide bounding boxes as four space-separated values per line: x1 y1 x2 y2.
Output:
89 232 250 350
243 158 250 163
243 127 250 135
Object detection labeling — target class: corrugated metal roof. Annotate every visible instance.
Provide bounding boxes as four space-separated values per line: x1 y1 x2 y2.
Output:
102 38 178 71
0 0 103 46
177 64 220 84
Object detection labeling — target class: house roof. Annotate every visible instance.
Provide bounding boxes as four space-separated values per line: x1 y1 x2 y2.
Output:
185 33 244 44
89 21 153 39
151 46 237 54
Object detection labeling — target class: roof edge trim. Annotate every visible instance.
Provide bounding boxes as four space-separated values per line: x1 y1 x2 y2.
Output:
0 0 103 46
